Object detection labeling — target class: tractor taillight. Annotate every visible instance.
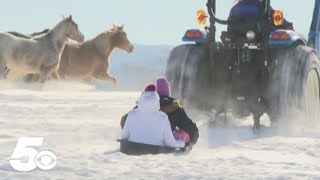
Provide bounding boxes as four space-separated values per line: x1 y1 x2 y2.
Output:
186 31 193 39
272 32 289 41
193 31 202 39
182 29 207 43
184 30 203 39
272 33 281 40
273 10 284 26
281 33 289 40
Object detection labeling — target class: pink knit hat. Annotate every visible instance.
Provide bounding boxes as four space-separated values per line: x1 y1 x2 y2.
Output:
145 84 156 92
156 78 171 97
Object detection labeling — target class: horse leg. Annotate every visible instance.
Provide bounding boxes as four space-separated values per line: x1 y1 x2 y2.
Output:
0 58 7 79
59 72 66 79
39 73 49 83
23 74 35 82
97 72 117 86
82 68 95 84
5 69 28 81
3 67 10 79
50 71 60 80
39 64 58 83
30 74 40 82
55 69 67 80
83 74 93 84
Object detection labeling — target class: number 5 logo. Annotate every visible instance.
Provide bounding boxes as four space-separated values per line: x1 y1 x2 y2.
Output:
10 137 57 172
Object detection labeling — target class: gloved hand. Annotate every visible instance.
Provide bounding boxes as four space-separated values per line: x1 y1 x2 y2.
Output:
173 129 190 144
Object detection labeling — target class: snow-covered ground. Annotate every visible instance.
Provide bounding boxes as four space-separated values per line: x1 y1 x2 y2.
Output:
0 81 319 180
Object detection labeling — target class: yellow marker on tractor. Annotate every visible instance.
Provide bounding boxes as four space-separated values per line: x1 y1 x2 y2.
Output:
197 10 207 25
273 10 284 26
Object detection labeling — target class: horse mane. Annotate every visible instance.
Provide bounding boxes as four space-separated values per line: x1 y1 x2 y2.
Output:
44 16 71 38
7 31 32 39
7 29 50 40
30 29 50 37
84 25 124 56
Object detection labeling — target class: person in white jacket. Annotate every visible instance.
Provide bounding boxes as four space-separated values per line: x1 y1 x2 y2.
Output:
122 84 185 148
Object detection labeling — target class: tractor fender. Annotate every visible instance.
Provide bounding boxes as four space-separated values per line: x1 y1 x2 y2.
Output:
268 30 307 48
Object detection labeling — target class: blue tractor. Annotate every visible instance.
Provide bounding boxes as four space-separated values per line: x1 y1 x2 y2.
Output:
165 0 320 129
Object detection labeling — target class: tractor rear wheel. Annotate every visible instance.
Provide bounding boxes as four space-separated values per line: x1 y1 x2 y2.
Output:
269 45 320 125
165 44 211 109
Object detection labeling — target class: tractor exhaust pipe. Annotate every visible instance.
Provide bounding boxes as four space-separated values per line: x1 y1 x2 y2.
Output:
263 0 271 23
206 0 216 43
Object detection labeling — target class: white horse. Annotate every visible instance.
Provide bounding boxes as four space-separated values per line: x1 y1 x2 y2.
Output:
0 15 84 83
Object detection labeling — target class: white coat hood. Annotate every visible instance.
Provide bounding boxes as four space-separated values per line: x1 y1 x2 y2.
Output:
137 91 160 112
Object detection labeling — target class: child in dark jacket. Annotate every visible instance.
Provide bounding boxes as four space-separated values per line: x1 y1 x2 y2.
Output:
121 78 199 151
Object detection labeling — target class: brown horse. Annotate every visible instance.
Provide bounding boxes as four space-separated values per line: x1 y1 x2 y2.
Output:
57 24 134 85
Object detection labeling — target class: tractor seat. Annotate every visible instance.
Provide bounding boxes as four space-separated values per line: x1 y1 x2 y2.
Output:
227 16 260 35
